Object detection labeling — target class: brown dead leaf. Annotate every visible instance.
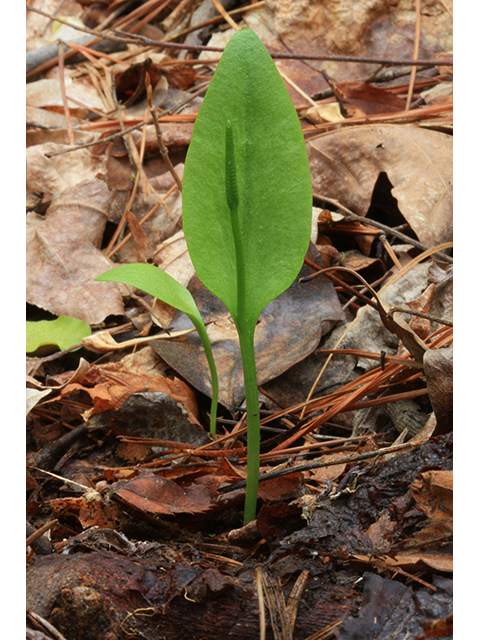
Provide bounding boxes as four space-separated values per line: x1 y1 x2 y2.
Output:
308 125 452 247
424 347 453 435
82 326 195 353
161 64 197 90
185 568 236 603
63 347 197 421
78 489 122 529
257 472 302 503
307 452 347 484
410 470 453 520
26 142 106 200
243 1 451 100
26 77 105 114
331 81 406 116
403 283 437 343
405 469 453 549
365 513 396 554
26 179 124 324
125 209 148 263
107 189 183 264
390 550 453 573
112 474 215 516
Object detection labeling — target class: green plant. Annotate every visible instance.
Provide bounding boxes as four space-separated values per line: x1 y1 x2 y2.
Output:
96 263 219 437
26 315 92 355
97 28 312 523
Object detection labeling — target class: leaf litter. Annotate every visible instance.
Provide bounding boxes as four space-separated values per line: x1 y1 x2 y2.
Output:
26 2 453 639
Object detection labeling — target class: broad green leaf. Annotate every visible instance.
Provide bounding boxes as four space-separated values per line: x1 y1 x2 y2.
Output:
95 263 219 436
26 316 91 354
182 28 312 332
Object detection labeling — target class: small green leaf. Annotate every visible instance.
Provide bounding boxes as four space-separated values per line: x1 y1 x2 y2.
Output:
26 316 91 355
96 263 219 436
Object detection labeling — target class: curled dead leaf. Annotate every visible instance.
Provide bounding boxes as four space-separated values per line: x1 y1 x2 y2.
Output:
308 125 452 247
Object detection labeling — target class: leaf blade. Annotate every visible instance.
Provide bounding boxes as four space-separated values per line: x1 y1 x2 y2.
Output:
182 28 312 329
96 263 203 323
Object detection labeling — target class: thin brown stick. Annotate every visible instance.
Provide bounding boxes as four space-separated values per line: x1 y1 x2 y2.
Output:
256 568 267 640
209 0 241 31
303 620 343 640
113 0 169 32
145 72 183 191
26 519 58 548
379 233 403 271
406 0 421 111
65 39 130 68
162 0 194 33
57 42 75 145
114 27 453 66
128 0 174 35
218 438 429 493
315 348 424 369
305 101 453 137
389 306 453 327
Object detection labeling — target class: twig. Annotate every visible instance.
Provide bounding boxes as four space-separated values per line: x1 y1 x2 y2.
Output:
26 519 57 551
145 72 183 191
57 42 75 145
113 28 453 66
27 425 88 470
300 241 453 417
256 568 267 640
406 0 422 111
210 0 240 31
303 620 343 640
27 611 69 640
389 306 453 327
379 233 403 271
315 349 424 369
217 438 428 493
128 0 174 35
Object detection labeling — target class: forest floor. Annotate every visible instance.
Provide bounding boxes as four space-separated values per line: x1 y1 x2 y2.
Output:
26 2 453 639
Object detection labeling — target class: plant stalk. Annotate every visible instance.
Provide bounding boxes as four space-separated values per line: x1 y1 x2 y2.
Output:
237 325 261 523
193 319 218 437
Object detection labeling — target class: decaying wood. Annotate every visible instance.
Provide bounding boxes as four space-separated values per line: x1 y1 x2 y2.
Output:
26 550 358 640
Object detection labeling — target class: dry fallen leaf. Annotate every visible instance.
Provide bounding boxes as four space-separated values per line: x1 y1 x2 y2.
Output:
308 125 452 247
26 179 124 324
424 346 453 435
112 474 215 516
27 142 106 201
26 77 105 113
242 0 451 103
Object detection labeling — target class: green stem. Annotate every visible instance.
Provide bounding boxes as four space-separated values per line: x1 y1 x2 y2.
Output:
238 324 261 523
192 317 218 438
